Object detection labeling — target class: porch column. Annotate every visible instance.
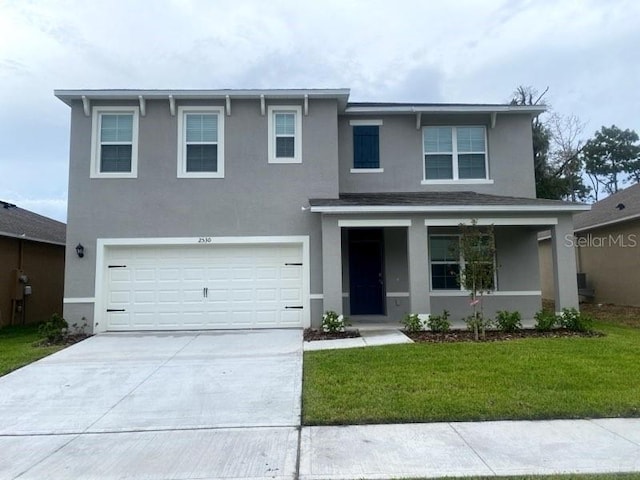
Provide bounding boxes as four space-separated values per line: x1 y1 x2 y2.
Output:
551 214 579 312
321 214 343 313
408 220 431 314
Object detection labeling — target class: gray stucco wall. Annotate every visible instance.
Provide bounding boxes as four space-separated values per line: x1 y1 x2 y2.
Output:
338 113 536 198
63 98 340 327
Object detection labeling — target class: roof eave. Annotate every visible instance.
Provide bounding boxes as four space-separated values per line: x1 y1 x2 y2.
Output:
309 204 591 214
54 88 352 110
344 105 546 116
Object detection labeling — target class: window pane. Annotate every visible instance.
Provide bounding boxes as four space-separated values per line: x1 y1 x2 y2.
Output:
353 126 380 168
424 127 452 153
457 127 485 152
430 236 458 261
276 136 295 157
458 154 486 179
275 113 295 135
186 114 217 143
100 145 132 172
425 154 453 179
431 263 460 289
101 114 133 142
186 145 218 172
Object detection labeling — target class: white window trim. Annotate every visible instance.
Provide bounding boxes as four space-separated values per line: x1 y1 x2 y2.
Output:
177 106 225 179
429 233 497 292
268 105 302 164
422 126 490 182
90 106 139 179
350 168 384 173
349 119 383 126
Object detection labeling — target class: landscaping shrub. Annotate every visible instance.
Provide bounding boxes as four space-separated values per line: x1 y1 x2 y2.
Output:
534 310 558 332
401 313 424 333
464 312 491 339
559 308 594 332
322 311 348 333
38 313 68 343
494 310 522 333
427 310 451 334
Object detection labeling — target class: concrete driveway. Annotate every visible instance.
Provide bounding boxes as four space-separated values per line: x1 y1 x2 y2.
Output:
0 330 302 480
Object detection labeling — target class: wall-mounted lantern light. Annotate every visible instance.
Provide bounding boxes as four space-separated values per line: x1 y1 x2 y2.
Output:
75 243 85 258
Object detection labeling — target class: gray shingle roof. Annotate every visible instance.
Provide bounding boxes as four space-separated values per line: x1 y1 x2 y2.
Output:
573 184 640 231
309 191 587 211
0 201 66 245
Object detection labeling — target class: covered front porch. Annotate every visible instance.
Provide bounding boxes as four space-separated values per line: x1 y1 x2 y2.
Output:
310 192 590 328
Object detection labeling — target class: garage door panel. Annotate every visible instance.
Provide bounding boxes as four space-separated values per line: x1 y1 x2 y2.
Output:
104 243 305 330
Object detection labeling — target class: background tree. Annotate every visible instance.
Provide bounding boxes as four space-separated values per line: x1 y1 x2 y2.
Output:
510 86 589 202
582 125 640 197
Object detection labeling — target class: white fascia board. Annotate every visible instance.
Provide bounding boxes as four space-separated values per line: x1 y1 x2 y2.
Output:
425 217 559 226
345 105 546 115
0 231 65 246
573 212 640 234
338 219 412 227
97 235 310 247
311 204 591 214
55 89 351 106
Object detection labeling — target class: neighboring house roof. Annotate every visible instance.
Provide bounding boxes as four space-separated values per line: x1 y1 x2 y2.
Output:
0 201 66 245
573 183 640 232
309 192 589 213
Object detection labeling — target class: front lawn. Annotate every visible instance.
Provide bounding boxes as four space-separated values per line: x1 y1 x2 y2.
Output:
303 307 640 425
0 325 66 376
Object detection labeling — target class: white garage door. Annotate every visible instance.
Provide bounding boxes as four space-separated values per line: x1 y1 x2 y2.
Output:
102 243 304 331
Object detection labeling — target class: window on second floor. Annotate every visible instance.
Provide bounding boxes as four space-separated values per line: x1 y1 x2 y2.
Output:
268 105 302 164
90 107 139 178
350 120 383 172
177 107 224 178
422 126 488 182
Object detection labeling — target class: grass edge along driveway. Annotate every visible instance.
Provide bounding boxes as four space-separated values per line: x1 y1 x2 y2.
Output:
0 325 65 377
303 319 640 425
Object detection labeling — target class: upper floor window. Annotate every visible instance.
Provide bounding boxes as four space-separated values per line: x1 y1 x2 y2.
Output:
91 107 139 178
268 105 302 163
350 120 383 172
177 107 224 178
422 126 488 182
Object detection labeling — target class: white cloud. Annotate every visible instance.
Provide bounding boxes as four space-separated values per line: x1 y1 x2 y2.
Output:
0 0 639 220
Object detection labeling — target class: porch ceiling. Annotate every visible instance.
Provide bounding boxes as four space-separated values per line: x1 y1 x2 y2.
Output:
309 192 590 214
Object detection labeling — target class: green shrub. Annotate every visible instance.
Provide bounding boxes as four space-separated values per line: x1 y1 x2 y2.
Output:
322 311 349 333
427 310 451 334
464 312 491 339
559 308 594 332
534 310 558 332
494 310 522 333
38 313 68 343
401 313 424 333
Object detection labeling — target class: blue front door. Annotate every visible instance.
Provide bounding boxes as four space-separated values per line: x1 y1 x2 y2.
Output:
348 229 385 315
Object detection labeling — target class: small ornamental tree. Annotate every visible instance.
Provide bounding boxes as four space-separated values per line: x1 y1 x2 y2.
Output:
455 220 496 340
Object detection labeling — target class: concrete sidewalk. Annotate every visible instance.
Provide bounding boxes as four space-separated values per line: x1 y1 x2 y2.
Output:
300 418 640 479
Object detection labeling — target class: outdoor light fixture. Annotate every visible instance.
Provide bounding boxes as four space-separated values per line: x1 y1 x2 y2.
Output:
75 243 85 258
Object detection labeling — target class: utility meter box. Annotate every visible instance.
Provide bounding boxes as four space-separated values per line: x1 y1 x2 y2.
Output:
11 269 27 300
24 285 32 296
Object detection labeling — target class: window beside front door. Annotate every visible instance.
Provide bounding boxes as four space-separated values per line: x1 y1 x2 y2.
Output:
429 234 496 290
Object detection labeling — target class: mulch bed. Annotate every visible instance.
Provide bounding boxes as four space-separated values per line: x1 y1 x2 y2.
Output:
304 328 361 341
405 329 604 343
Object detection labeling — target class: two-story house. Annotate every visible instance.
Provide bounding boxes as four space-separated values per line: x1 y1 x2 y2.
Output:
55 89 588 333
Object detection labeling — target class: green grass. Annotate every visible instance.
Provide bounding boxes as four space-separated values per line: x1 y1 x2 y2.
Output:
0 324 65 376
303 314 640 425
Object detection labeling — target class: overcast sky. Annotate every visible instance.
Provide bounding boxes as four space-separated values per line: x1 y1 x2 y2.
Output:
1 0 638 222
